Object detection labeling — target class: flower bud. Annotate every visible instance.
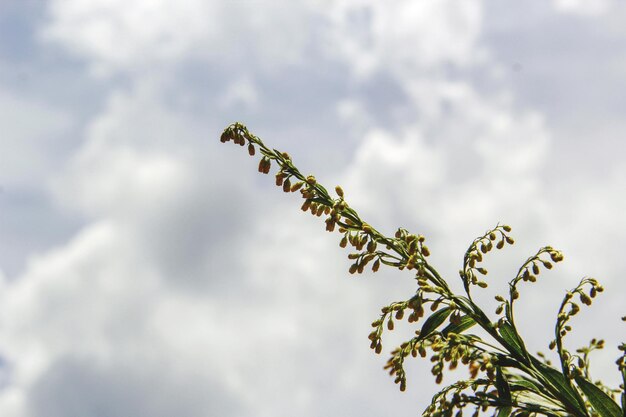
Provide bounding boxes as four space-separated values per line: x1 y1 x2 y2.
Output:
290 182 303 192
372 259 380 272
247 143 255 156
579 293 592 305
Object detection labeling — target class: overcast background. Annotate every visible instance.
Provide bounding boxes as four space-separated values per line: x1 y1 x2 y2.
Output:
0 1 625 416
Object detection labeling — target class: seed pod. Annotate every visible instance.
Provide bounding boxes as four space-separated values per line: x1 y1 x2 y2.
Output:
502 225 512 232
496 240 505 249
387 318 394 330
421 245 430 257
301 200 311 212
395 309 404 320
339 236 348 248
247 143 255 156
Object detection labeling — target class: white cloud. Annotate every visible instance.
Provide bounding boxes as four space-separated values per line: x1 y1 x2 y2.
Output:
42 0 321 76
553 0 613 16
325 0 485 78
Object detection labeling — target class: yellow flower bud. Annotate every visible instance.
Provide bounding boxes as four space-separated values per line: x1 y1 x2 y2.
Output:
290 182 304 192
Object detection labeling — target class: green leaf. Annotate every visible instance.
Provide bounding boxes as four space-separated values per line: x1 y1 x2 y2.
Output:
496 406 512 417
417 307 451 341
575 376 623 417
531 358 587 417
509 378 542 393
496 367 512 403
441 315 476 337
498 321 527 359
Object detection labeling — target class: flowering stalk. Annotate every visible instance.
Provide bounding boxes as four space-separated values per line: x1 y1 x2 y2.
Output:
221 122 625 417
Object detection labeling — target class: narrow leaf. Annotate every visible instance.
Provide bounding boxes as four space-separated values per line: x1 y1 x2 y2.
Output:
417 307 451 340
496 367 512 403
509 379 542 393
575 376 623 417
499 321 527 359
531 358 587 417
441 315 476 337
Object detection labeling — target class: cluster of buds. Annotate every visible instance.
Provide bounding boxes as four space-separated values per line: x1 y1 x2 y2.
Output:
368 294 426 356
550 277 605 380
461 225 514 292
617 342 626 372
394 228 430 271
509 246 564 303
553 277 603 343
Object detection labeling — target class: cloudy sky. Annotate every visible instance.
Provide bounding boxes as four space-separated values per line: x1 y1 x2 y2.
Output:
0 1 625 416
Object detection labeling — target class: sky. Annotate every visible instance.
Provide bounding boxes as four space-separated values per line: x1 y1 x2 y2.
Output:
0 1 625 416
